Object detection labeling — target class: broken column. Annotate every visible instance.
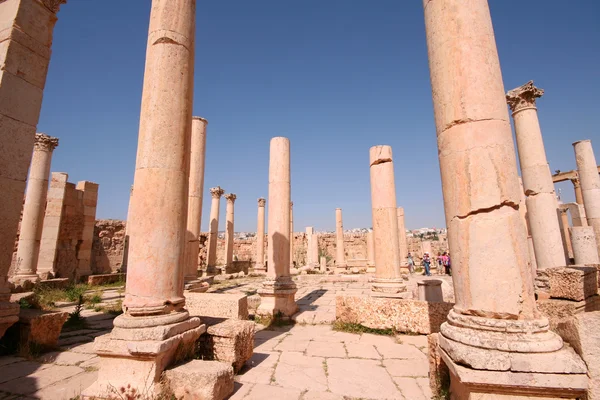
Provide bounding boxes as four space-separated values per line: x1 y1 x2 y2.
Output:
254 198 266 273
0 0 66 339
335 208 347 272
224 193 236 269
507 81 567 272
573 140 600 257
369 146 405 294
12 134 59 285
257 137 297 317
396 207 409 272
306 227 318 268
206 186 224 275
289 201 294 268
311 233 319 268
83 0 205 396
366 230 376 273
184 116 208 280
424 0 586 396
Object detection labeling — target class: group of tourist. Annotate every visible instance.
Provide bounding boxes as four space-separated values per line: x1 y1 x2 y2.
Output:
407 251 451 276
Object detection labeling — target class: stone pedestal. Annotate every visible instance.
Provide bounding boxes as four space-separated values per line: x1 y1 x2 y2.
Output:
12 134 58 285
224 193 236 268
417 279 443 302
257 137 297 318
206 186 224 275
184 117 208 281
507 81 566 271
83 0 205 396
366 230 376 272
570 226 600 265
369 146 405 295
335 208 347 272
574 140 600 258
320 256 327 272
254 198 266 273
0 0 65 340
423 0 586 396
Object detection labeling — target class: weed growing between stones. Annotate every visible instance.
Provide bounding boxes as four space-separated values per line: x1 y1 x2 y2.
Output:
332 321 395 336
63 295 87 330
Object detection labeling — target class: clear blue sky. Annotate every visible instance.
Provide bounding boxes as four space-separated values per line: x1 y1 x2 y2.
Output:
38 1 600 232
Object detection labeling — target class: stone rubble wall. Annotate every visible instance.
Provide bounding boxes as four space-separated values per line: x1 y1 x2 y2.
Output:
87 220 449 273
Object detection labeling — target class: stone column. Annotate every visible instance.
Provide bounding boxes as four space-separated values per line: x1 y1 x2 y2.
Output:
257 137 297 317
206 186 224 274
564 202 587 228
366 230 376 272
121 185 134 272
571 177 584 206
558 206 574 262
37 172 68 279
518 177 537 274
290 201 294 268
311 234 319 267
424 0 578 393
320 256 326 272
369 146 405 294
12 134 59 284
396 207 409 271
0 0 66 340
335 208 347 272
76 181 99 278
306 227 317 268
570 227 600 265
254 198 266 272
184 117 208 281
224 193 236 269
84 0 205 396
573 140 600 257
507 81 566 270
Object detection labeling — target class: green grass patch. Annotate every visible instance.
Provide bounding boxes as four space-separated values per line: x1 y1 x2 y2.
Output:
332 321 395 336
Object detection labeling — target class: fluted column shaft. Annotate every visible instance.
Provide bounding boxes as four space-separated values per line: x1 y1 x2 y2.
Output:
184 117 207 280
255 198 266 271
124 0 195 314
335 208 346 269
573 140 600 257
206 187 224 272
224 193 236 267
14 134 58 281
507 81 566 270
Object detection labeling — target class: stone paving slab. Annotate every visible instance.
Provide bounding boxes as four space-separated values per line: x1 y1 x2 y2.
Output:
327 358 403 399
0 365 83 395
274 352 327 391
33 370 97 400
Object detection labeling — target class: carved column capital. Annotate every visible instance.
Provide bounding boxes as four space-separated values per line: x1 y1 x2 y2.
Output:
40 0 67 13
570 177 581 189
34 133 59 152
225 193 237 203
258 198 266 207
210 186 225 199
506 80 544 114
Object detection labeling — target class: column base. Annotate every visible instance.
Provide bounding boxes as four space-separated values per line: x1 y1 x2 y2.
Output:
370 277 406 295
257 277 298 318
81 311 205 399
440 347 587 399
366 265 376 273
0 301 20 339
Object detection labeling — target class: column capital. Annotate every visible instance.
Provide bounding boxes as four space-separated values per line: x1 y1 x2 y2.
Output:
39 0 67 13
210 186 225 198
570 176 581 188
225 193 236 203
34 133 59 152
506 80 544 113
258 198 266 207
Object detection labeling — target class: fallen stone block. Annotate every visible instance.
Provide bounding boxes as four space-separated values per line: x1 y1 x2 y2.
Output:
163 360 234 400
538 294 600 330
546 266 598 301
336 295 453 334
197 317 254 373
186 293 248 320
87 273 125 286
1 309 68 354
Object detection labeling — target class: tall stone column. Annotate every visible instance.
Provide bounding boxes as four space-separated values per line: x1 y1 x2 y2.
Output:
396 207 409 271
206 186 224 274
424 0 582 395
84 1 205 396
558 206 574 262
121 185 134 272
518 177 537 274
290 201 294 268
306 227 318 268
254 198 266 273
335 208 347 272
573 140 600 257
0 0 65 340
571 177 584 206
257 137 298 317
366 230 376 272
224 193 236 269
184 116 208 281
507 81 566 270
12 134 59 284
369 146 405 294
